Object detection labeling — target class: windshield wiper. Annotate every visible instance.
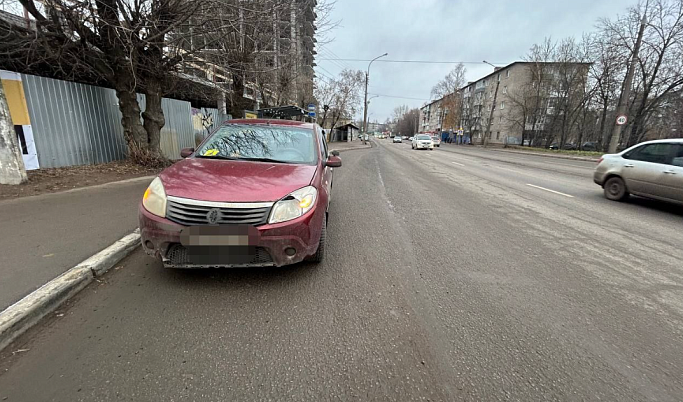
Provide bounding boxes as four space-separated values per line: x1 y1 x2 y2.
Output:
196 154 238 160
237 157 289 164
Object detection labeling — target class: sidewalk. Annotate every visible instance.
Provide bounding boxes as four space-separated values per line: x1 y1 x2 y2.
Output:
0 177 152 311
328 139 372 152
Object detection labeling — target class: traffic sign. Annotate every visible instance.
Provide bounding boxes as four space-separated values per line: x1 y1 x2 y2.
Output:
308 111 316 118
616 115 628 125
307 104 316 112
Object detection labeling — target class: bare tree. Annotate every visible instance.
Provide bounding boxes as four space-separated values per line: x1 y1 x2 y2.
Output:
395 107 420 136
314 69 364 139
431 63 467 134
600 0 683 146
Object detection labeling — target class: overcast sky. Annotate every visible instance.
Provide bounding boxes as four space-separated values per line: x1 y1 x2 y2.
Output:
314 0 637 123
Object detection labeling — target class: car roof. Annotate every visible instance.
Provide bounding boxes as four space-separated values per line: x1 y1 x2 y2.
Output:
637 138 683 145
225 119 316 130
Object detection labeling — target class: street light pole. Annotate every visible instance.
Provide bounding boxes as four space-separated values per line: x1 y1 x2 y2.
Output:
363 53 388 135
482 60 500 148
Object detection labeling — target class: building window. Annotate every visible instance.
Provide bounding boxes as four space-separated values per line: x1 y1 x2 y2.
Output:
503 86 507 94
496 132 500 140
498 74 501 82
499 116 503 123
500 101 505 109
506 70 510 78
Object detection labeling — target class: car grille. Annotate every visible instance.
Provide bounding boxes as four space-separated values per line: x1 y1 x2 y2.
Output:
166 197 272 226
165 244 274 267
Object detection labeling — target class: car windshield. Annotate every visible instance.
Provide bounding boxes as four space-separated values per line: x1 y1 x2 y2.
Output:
417 135 431 140
432 137 439 141
196 124 316 164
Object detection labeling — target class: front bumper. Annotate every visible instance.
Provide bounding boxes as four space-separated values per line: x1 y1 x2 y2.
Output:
139 203 322 268
415 143 433 149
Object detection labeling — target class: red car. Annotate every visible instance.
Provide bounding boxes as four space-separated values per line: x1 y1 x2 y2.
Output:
138 119 342 268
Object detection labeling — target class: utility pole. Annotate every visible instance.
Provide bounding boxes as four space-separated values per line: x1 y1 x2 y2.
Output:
482 61 500 148
608 14 647 153
363 53 388 135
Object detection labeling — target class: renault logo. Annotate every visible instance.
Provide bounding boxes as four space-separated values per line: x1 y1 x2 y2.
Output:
206 208 221 224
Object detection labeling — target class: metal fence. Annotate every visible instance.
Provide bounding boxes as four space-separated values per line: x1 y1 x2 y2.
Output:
20 73 227 168
22 74 128 168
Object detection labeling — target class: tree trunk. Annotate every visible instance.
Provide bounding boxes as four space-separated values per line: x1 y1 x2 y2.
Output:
142 80 165 157
0 82 27 184
115 86 147 152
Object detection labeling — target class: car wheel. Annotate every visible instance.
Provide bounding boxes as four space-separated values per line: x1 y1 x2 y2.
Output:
604 177 629 201
306 217 326 263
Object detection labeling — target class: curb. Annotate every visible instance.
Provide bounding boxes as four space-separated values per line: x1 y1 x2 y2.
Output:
0 229 141 352
483 147 599 162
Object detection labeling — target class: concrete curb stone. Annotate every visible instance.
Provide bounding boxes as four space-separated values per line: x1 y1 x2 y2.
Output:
0 229 141 352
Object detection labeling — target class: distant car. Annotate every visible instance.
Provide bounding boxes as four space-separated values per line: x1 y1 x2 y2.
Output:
412 134 434 150
431 136 441 147
582 142 599 151
393 136 402 143
594 139 683 204
402 136 409 141
549 142 577 150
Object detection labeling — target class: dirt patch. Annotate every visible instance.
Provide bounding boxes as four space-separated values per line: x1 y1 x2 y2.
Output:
0 160 161 200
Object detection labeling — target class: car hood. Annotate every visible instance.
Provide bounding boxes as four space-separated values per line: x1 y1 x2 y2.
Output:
159 158 317 202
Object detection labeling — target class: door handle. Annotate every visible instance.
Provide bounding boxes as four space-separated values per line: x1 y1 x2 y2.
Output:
663 170 676 175
624 163 635 168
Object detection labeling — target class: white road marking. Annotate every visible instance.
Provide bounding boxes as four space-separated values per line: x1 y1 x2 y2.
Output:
451 161 465 166
526 184 574 198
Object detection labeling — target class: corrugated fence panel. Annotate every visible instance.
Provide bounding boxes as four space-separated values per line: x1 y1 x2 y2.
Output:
22 74 126 168
159 97 193 159
20 72 212 167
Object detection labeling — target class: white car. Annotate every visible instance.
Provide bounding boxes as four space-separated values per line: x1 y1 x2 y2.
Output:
393 136 402 143
412 134 434 150
431 136 441 147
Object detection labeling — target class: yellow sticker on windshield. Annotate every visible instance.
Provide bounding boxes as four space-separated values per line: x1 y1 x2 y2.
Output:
203 149 219 156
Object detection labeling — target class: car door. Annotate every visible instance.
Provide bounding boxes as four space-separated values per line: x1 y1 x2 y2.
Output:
621 143 675 198
660 144 683 202
317 129 333 204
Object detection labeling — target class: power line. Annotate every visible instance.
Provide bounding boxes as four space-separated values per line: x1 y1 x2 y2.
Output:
318 58 509 65
318 46 356 71
368 93 430 101
317 48 349 72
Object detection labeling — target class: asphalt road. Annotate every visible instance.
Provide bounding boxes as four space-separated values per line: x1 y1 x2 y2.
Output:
1 142 683 401
0 178 152 310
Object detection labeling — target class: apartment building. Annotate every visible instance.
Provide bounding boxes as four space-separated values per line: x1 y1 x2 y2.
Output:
418 99 443 133
460 61 590 145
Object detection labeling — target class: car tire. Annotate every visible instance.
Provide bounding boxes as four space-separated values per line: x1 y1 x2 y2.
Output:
306 216 326 263
604 177 629 201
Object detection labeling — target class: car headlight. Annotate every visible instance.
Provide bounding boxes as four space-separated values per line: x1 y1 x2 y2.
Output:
268 186 317 224
142 177 167 218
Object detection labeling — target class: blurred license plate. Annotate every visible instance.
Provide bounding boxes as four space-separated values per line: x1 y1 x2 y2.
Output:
180 225 259 246
180 226 260 264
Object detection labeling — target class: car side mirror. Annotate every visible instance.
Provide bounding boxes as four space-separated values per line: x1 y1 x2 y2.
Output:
180 147 194 158
330 150 340 157
326 155 342 167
